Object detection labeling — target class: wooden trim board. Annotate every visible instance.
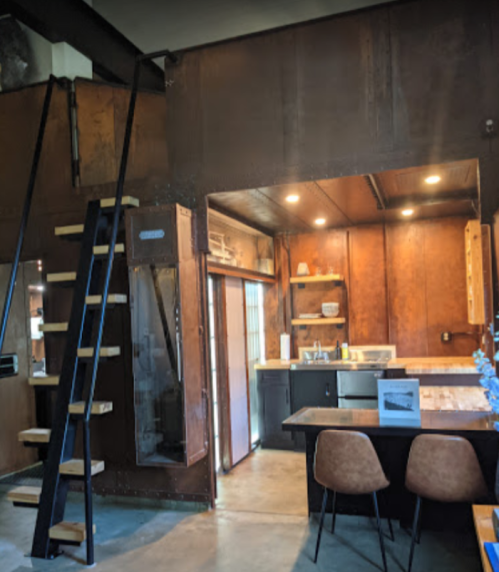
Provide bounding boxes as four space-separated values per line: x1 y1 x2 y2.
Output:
290 274 344 284
100 196 139 209
29 375 59 386
86 294 127 305
291 317 346 326
68 401 113 415
8 486 41 505
39 322 68 333
93 244 125 256
18 428 51 443
47 272 76 283
49 522 96 542
55 224 84 237
208 262 275 284
59 459 105 477
77 347 121 358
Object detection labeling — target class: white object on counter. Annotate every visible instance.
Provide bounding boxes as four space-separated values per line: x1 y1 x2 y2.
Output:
280 333 291 361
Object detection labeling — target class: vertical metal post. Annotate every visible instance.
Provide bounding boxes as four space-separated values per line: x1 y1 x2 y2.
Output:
0 76 56 356
83 421 94 565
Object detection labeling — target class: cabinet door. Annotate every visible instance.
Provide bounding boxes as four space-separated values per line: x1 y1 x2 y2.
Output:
290 371 337 450
262 384 292 447
257 371 292 448
290 371 337 412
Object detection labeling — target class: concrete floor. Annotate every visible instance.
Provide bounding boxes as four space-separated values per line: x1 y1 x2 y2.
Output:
1 449 482 572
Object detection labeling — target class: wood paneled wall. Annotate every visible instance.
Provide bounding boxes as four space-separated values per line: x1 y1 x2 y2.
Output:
265 217 478 359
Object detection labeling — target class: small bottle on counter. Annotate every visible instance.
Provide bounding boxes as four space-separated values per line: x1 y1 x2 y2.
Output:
341 342 349 360
335 340 341 360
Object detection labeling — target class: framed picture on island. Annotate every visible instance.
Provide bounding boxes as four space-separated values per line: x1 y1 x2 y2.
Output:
377 379 421 428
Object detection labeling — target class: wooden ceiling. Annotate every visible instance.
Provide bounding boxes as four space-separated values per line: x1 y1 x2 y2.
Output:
208 159 478 234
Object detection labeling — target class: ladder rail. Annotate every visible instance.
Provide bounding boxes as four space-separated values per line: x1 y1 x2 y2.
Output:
82 49 178 566
0 76 56 355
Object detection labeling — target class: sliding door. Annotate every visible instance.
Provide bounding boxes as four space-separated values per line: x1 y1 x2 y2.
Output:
225 277 251 466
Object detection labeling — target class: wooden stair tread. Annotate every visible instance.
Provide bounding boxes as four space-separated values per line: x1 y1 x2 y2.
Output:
93 244 125 256
86 294 127 306
18 428 51 443
29 375 59 386
49 521 96 542
39 322 68 333
60 459 105 477
8 486 41 505
68 401 113 415
77 347 121 358
55 224 84 237
47 272 76 283
100 196 139 209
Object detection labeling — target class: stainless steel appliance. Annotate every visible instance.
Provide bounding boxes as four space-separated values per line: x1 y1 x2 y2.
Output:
337 370 383 409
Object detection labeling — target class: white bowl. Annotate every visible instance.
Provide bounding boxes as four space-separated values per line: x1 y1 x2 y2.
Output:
322 302 339 317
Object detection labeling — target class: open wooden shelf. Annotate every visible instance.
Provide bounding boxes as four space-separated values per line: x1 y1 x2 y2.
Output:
290 274 344 284
292 317 346 326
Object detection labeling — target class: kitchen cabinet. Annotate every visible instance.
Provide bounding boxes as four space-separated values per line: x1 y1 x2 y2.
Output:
290 370 338 450
257 370 293 449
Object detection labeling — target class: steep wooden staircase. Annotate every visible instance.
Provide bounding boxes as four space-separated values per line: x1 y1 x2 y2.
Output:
8 195 138 559
1 49 178 567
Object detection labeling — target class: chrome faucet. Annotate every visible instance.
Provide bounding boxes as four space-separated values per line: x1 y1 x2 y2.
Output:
313 340 324 362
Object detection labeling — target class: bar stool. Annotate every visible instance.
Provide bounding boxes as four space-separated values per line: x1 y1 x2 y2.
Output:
313 430 393 572
405 434 488 572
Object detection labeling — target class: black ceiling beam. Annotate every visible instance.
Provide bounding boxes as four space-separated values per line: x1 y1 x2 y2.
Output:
1 0 165 91
387 189 478 210
365 174 387 210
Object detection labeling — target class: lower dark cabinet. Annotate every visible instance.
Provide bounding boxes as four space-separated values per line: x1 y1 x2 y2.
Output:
290 370 338 450
257 370 294 449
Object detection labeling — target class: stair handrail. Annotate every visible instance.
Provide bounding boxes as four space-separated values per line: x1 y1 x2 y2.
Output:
0 75 58 356
82 49 177 566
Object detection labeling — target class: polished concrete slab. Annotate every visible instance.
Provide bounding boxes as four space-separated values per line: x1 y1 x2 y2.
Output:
1 449 482 572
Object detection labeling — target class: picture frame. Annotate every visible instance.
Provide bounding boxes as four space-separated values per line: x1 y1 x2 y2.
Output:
377 378 421 427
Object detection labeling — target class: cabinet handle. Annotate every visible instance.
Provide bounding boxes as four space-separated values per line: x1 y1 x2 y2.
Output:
326 383 330 397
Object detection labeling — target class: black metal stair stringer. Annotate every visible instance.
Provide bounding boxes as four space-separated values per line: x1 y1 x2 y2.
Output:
31 200 104 559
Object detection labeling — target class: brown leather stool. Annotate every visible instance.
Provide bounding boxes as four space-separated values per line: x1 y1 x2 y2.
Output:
405 434 488 572
314 430 393 572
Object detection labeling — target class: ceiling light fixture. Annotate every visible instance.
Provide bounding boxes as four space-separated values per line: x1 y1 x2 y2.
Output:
402 208 414 217
286 194 299 203
425 175 441 185
315 218 326 226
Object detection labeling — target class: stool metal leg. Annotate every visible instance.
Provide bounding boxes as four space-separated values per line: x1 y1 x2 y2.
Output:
314 488 329 564
331 490 337 534
408 496 422 572
380 490 394 541
372 492 388 572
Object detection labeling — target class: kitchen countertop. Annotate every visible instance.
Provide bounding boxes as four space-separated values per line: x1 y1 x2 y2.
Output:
255 356 478 375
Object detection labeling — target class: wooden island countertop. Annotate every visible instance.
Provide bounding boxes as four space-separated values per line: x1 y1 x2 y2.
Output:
255 356 477 374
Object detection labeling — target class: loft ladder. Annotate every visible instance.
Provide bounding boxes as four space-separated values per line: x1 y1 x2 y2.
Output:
10 195 138 561
7 50 177 567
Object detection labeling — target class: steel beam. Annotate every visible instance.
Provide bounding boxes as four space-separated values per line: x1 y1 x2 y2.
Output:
1 0 165 91
387 189 478 210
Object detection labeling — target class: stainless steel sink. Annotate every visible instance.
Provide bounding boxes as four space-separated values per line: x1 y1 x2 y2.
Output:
291 361 388 371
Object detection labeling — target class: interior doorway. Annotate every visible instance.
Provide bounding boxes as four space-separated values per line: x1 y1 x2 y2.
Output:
0 260 44 477
208 274 266 477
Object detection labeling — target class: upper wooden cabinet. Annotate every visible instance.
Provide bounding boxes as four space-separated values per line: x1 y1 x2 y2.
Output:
465 220 485 325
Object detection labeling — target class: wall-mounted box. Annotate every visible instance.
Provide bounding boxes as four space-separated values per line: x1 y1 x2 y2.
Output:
126 204 207 467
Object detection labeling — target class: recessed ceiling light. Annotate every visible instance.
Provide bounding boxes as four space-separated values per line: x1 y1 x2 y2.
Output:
286 194 299 203
402 208 414 217
425 175 441 185
315 218 326 226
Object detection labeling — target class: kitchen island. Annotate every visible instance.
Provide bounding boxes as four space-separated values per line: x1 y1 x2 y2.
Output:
255 356 485 449
282 407 499 529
